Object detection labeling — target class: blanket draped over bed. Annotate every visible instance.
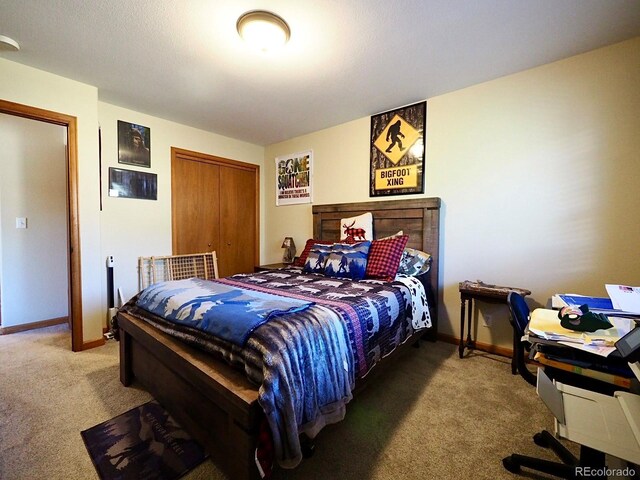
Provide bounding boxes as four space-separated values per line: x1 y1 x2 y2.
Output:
135 277 314 346
125 267 429 469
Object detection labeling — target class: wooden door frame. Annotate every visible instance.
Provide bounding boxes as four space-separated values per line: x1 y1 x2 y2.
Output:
171 147 260 271
0 99 84 352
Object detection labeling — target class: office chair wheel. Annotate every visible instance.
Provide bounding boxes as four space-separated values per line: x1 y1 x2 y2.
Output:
502 456 520 473
533 432 550 448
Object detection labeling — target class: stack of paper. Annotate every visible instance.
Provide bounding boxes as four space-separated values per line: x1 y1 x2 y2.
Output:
605 284 640 315
552 286 640 318
528 308 635 357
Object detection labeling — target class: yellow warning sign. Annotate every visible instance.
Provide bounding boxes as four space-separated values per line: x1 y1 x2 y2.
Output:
373 114 420 165
374 165 418 190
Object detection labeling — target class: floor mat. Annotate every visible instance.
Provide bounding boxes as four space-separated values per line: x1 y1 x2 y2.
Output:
81 400 208 480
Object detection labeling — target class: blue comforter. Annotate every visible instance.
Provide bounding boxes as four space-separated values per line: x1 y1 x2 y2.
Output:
135 277 313 346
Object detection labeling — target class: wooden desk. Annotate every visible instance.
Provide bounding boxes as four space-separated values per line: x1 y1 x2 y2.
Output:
459 281 531 368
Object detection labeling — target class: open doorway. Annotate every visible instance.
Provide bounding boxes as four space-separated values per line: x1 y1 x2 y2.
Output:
0 99 83 351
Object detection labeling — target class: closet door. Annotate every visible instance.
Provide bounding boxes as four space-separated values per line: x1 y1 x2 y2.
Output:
172 157 220 255
219 166 257 277
171 148 259 277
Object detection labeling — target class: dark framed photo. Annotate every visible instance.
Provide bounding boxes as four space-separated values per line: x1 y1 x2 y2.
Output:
118 120 151 167
108 167 157 200
369 101 426 197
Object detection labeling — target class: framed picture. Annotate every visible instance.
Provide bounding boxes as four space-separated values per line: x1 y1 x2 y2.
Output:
275 150 313 206
118 120 151 167
369 101 426 197
108 167 157 200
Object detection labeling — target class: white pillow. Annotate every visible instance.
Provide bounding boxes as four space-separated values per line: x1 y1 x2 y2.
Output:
378 230 403 240
340 212 373 242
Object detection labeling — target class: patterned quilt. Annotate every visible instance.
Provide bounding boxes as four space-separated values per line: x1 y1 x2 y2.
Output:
123 267 430 469
223 268 430 378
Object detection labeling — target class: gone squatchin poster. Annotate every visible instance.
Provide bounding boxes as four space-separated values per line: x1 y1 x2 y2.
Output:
276 150 313 206
370 101 426 197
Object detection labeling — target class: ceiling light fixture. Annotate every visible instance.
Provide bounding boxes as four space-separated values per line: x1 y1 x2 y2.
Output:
0 35 20 51
236 10 290 52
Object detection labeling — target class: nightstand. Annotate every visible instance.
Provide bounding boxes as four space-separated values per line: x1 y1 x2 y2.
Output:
254 262 293 272
458 280 531 367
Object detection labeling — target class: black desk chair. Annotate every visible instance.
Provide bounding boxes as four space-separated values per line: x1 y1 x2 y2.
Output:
503 292 604 479
507 291 536 386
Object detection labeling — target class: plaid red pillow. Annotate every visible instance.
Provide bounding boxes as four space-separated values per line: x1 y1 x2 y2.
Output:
364 235 409 282
294 238 333 267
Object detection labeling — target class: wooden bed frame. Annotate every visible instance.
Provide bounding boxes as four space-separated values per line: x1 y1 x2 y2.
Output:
118 197 441 480
312 198 440 335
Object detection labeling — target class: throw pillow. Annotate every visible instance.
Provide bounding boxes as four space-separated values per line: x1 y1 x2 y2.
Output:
365 235 409 282
340 212 373 243
324 241 371 281
302 243 334 274
346 230 403 244
397 247 432 276
295 238 333 267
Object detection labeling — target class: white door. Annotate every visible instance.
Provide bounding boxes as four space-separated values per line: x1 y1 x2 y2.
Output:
0 113 69 330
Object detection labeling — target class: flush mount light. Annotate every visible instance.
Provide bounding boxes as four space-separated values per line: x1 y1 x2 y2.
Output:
236 10 290 52
0 35 20 51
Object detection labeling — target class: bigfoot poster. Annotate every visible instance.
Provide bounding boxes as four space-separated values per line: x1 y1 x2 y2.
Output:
276 150 313 206
370 101 426 196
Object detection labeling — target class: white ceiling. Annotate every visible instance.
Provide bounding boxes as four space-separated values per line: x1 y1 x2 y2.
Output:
2 1 640 146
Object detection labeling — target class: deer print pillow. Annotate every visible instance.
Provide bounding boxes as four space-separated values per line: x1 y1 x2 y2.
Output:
340 212 373 242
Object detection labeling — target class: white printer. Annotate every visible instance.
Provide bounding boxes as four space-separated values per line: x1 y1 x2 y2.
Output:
537 326 640 465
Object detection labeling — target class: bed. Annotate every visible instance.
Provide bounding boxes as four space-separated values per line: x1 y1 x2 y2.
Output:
117 197 441 479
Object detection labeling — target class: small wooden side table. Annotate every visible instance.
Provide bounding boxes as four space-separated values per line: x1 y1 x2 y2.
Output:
459 280 532 368
254 262 293 273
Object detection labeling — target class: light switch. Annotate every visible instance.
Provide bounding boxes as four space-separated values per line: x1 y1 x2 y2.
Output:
16 217 27 229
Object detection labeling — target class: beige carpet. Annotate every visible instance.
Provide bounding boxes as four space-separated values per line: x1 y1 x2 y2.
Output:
0 324 567 479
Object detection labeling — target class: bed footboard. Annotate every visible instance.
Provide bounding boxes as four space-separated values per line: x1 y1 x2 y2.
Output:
118 311 262 480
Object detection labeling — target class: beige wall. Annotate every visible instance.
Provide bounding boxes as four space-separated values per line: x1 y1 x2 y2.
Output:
1 37 638 348
98 102 265 310
264 37 640 348
0 58 265 342
0 58 104 342
0 115 68 326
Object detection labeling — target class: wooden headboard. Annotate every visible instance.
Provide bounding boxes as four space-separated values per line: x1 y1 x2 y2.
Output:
312 198 441 333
